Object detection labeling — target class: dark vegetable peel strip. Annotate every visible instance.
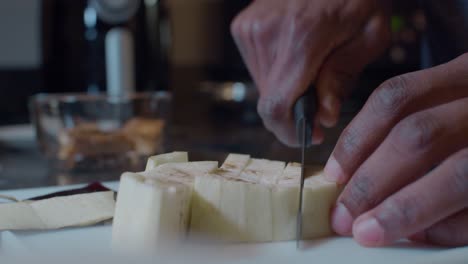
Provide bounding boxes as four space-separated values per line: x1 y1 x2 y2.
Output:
27 182 114 201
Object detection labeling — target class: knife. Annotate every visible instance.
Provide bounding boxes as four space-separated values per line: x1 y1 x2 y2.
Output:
294 86 317 249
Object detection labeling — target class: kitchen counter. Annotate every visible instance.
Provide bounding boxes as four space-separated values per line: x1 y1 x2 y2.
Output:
0 67 377 190
0 119 353 191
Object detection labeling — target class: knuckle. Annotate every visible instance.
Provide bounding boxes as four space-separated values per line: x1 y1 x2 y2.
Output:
250 16 270 37
390 112 441 154
335 126 363 160
240 19 254 39
287 10 319 46
232 15 254 40
230 15 243 38
257 96 288 123
450 149 468 197
231 12 272 42
379 195 418 228
290 15 310 37
370 75 412 118
341 173 378 215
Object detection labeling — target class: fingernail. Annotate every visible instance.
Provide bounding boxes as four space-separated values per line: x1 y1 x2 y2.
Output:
311 135 324 145
323 94 338 113
324 156 346 183
409 231 427 243
320 115 338 128
311 127 324 145
320 94 339 128
331 203 353 236
353 217 385 247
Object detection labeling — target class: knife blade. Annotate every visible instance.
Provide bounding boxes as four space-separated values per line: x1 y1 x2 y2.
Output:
294 86 316 249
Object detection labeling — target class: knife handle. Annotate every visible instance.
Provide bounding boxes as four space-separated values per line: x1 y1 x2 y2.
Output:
293 85 317 147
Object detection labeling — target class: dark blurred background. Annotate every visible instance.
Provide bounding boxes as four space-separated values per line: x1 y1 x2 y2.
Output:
2 0 467 189
0 0 426 125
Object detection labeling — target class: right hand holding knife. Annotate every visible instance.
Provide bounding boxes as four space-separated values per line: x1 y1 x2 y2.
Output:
232 0 468 249
230 0 390 146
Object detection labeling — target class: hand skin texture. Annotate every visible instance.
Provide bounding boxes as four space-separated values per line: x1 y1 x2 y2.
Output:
325 53 468 247
232 0 468 248
231 0 390 146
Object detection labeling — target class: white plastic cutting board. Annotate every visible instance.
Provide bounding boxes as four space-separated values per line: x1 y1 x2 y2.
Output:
0 182 467 264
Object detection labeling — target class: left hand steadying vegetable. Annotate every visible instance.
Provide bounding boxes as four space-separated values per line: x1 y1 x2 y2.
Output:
325 53 468 247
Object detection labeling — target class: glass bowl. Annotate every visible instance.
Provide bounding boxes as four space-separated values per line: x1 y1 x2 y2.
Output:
29 92 172 172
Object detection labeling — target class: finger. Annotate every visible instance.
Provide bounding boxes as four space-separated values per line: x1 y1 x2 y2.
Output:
324 53 468 184
230 3 263 87
331 97 468 236
317 12 390 128
231 0 285 90
252 16 277 86
260 105 325 147
350 147 468 247
258 99 298 146
312 117 325 145
257 0 378 146
251 0 284 82
258 16 353 146
410 209 468 247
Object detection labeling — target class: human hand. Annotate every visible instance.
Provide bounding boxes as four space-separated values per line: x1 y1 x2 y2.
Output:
231 0 390 146
325 53 468 247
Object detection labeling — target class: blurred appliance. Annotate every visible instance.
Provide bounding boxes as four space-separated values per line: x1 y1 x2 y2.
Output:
86 0 141 96
43 0 170 95
0 0 170 124
0 1 43 124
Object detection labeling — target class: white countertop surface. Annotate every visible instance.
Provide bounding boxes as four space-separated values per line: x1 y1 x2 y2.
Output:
0 182 467 264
